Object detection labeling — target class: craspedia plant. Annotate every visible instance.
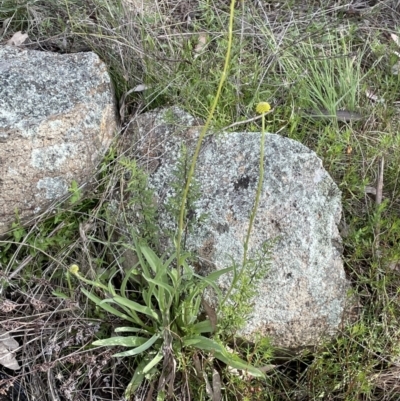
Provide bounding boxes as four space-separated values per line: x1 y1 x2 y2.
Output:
256 101 271 114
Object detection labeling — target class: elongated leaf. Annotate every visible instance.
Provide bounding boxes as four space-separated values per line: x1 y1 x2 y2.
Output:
99 298 138 319
213 351 264 378
183 336 264 377
156 286 165 311
182 336 226 354
163 253 177 272
115 327 150 334
142 288 152 307
81 288 137 323
143 350 163 374
191 320 214 334
168 267 179 288
125 358 148 398
113 334 160 357
107 270 118 297
140 245 162 274
93 336 147 347
146 276 174 299
180 257 194 280
121 264 141 296
113 295 159 321
128 241 151 278
203 266 234 283
98 298 145 326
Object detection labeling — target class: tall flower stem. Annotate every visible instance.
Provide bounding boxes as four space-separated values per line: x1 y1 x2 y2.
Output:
175 0 237 270
222 102 270 307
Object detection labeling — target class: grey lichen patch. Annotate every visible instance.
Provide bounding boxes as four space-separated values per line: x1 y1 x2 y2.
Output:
37 177 69 200
31 143 77 171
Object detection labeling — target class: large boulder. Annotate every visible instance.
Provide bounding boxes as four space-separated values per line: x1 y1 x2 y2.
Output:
0 45 117 236
123 107 350 349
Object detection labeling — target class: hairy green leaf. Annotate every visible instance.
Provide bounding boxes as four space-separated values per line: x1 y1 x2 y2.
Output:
113 295 160 321
143 350 163 374
81 288 137 324
213 351 265 378
113 333 160 357
125 358 148 397
93 335 148 347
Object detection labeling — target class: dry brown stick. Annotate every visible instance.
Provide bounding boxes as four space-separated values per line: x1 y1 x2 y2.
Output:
374 156 384 255
376 156 384 206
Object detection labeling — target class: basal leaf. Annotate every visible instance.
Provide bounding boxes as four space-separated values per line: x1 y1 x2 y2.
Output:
182 335 226 354
125 358 148 397
146 276 174 299
140 245 162 274
113 295 159 321
191 320 214 334
213 351 265 378
113 333 160 357
183 336 264 377
93 336 147 347
115 327 149 334
98 298 146 327
143 350 163 374
81 288 137 323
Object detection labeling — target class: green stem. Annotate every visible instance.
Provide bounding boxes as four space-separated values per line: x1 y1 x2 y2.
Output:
243 113 266 265
222 113 266 307
175 0 237 269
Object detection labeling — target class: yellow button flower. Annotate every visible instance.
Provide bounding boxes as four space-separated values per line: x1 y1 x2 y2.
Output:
69 264 80 275
256 102 271 114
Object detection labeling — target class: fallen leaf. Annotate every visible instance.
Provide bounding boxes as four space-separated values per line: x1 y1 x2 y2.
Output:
365 89 384 103
391 33 400 48
212 369 221 401
0 348 19 370
194 33 207 55
258 364 277 373
392 62 400 76
0 330 19 370
131 84 148 92
7 31 29 46
0 330 18 351
201 298 217 333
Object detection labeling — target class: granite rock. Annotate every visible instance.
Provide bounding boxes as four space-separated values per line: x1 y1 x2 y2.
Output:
123 106 350 349
0 45 117 235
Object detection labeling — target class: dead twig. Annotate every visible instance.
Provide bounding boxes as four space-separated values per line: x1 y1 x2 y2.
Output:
373 156 385 255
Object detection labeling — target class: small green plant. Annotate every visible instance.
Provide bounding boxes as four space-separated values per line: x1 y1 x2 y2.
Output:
68 180 82 205
70 238 264 399
118 157 159 243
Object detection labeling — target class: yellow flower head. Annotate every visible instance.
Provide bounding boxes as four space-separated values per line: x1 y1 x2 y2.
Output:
69 264 80 275
256 102 271 114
